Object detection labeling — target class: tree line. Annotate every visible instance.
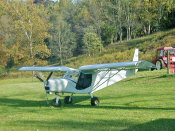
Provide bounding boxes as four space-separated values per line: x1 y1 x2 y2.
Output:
0 0 175 72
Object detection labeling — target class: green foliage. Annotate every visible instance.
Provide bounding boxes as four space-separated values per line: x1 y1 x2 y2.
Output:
101 23 117 45
0 43 8 66
0 1 52 67
66 28 175 68
0 65 6 77
0 0 175 69
83 31 102 56
48 11 76 65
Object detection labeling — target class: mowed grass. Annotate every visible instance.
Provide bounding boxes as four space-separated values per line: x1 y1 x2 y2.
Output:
0 70 174 131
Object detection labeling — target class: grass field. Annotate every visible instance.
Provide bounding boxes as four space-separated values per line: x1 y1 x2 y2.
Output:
0 70 174 131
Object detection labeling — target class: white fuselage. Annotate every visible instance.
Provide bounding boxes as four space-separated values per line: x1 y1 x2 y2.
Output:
46 68 137 94
47 78 76 93
47 78 94 94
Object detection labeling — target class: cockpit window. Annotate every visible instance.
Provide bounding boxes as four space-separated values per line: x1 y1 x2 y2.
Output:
165 49 175 56
63 71 79 81
76 72 92 90
157 50 163 56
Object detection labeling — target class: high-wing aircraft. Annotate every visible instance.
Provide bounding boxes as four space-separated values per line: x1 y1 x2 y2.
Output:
19 49 156 107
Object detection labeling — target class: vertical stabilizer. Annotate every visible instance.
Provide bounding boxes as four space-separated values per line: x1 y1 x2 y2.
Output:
133 48 139 61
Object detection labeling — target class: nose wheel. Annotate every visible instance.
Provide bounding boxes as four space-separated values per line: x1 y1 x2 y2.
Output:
90 94 100 106
52 95 61 107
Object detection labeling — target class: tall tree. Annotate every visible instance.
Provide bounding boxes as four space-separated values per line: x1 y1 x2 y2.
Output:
7 1 51 65
0 1 10 66
83 32 102 56
48 3 76 65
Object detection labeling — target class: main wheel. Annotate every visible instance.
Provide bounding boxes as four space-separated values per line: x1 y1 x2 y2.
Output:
91 97 100 106
156 59 165 70
52 98 61 107
64 96 72 104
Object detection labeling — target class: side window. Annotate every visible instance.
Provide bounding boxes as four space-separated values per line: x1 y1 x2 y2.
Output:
157 50 163 56
166 49 175 56
76 73 92 90
160 50 163 56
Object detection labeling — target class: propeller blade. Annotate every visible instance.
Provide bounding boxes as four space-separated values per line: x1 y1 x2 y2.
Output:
46 72 53 81
34 75 44 82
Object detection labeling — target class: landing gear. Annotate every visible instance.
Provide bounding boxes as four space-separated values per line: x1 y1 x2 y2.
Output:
52 95 61 107
156 59 165 70
91 97 100 106
64 94 73 104
64 96 73 104
90 94 100 106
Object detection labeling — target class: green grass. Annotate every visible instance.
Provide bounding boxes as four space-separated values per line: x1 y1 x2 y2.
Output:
0 70 175 131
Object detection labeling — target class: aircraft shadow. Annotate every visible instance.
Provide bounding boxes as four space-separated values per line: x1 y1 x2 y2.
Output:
0 95 90 107
121 118 175 131
0 96 174 111
0 97 48 107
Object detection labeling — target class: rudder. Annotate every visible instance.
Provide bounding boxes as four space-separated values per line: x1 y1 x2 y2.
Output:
133 48 139 61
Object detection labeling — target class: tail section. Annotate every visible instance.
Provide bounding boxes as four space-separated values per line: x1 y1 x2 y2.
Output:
133 48 139 61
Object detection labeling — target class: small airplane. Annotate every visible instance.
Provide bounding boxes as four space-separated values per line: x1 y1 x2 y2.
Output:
19 49 156 107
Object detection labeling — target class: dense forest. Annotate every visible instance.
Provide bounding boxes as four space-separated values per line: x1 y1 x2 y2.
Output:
0 0 175 74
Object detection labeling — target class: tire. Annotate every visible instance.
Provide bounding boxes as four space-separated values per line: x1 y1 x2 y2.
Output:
64 96 72 104
156 59 165 70
150 68 155 71
91 97 100 106
52 98 61 107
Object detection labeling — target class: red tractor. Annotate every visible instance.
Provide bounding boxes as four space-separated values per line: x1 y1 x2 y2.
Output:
153 47 175 70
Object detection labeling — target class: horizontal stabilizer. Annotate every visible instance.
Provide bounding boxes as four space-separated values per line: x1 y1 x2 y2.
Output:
19 66 78 72
137 60 156 70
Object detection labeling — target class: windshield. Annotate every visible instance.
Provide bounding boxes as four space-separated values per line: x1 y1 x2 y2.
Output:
165 49 175 56
168 49 175 54
63 71 79 81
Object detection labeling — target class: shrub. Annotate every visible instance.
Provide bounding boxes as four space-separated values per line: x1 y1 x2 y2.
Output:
0 65 6 77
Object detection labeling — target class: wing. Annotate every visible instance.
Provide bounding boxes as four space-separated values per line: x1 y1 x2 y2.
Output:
19 66 78 72
79 60 156 71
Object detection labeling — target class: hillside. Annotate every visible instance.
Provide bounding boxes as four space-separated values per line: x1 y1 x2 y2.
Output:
65 29 175 68
2 28 175 79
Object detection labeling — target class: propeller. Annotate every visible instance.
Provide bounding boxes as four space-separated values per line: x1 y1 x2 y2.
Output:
34 74 44 82
34 72 53 105
46 72 53 81
34 72 53 84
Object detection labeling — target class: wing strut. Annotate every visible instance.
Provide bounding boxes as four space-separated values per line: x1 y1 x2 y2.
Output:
92 70 120 92
92 70 110 88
